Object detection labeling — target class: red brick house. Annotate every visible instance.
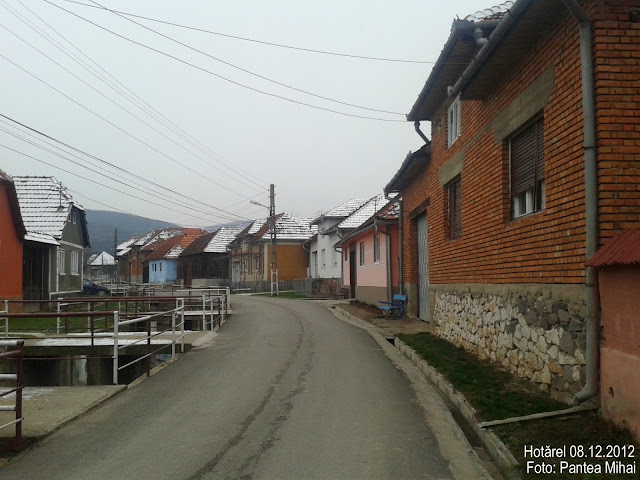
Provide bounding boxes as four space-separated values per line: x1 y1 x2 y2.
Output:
385 0 640 402
0 170 26 303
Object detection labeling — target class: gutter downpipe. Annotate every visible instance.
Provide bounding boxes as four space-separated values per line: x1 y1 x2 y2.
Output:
375 219 393 303
414 121 429 144
562 0 599 406
386 193 403 296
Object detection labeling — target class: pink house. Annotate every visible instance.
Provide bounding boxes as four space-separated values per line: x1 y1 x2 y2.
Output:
586 230 640 442
336 196 399 305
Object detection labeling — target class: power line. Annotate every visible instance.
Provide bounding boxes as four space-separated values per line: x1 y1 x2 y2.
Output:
0 113 252 221
86 0 405 116
61 0 433 65
0 124 244 222
42 0 405 123
7 0 268 191
0 143 248 225
0 51 269 199
0 16 265 194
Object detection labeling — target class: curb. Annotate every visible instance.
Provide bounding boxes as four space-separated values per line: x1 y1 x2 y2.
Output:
332 306 520 480
394 337 520 480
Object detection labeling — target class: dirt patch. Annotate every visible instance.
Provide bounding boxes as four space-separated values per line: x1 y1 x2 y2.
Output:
337 303 431 336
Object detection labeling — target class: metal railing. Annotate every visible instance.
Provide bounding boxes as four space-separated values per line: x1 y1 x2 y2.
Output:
112 301 185 385
0 340 24 450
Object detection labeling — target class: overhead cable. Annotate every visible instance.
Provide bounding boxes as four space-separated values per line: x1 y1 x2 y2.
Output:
42 0 405 123
61 0 432 64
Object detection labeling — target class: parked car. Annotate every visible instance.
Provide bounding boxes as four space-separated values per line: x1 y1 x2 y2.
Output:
83 279 111 296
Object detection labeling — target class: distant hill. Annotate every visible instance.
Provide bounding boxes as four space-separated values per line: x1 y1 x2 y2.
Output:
85 210 180 256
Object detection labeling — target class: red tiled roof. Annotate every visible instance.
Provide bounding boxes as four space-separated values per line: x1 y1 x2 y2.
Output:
585 230 640 267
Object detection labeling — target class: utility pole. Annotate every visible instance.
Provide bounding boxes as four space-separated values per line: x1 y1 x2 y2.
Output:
269 184 278 296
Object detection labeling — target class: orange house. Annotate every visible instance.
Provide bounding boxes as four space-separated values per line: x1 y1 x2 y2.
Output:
0 170 26 302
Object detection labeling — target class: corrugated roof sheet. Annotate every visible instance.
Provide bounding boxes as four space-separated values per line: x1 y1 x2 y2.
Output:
338 193 394 230
463 1 513 22
13 176 83 241
585 230 640 267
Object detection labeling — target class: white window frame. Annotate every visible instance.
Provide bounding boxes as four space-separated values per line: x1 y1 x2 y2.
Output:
253 255 259 272
359 242 365 266
58 249 66 275
447 95 461 147
321 249 326 269
332 248 337 268
71 251 79 275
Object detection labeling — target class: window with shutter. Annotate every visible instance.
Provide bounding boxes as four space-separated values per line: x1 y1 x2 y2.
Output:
447 176 462 240
510 117 545 218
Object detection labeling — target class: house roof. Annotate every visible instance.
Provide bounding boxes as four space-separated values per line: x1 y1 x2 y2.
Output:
13 176 89 246
0 169 26 239
585 231 640 268
310 198 367 225
140 228 202 252
144 230 204 262
89 251 116 266
181 226 243 256
336 199 400 247
116 237 138 257
407 1 513 121
453 0 565 100
337 193 395 230
385 143 431 195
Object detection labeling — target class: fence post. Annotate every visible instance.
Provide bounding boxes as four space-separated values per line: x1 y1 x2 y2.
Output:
14 340 23 451
171 310 176 361
180 299 185 354
202 295 206 330
2 300 8 339
56 300 61 335
146 316 151 378
113 311 119 385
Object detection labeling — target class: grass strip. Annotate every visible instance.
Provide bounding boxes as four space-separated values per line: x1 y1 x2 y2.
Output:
398 332 565 421
398 332 639 480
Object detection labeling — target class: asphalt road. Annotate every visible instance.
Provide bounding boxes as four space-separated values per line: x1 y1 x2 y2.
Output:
1 296 491 480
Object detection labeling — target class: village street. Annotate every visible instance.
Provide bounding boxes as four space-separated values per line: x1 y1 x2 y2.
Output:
1 296 489 480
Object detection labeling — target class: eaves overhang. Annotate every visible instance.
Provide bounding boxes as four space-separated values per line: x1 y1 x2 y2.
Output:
385 143 431 195
407 19 499 122
452 0 565 100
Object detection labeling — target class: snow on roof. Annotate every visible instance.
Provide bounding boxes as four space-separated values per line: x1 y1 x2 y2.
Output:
247 218 268 235
204 226 244 253
338 193 392 230
463 1 513 23
13 176 83 240
117 237 137 251
90 251 116 266
311 198 367 225
144 229 204 261
275 214 316 240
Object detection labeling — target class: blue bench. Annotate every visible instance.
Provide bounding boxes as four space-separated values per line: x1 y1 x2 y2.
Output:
379 294 407 317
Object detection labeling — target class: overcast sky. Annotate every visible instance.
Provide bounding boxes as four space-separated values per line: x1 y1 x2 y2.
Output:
1 0 489 227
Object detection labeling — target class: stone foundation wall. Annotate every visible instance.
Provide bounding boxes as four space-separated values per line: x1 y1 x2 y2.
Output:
430 283 587 403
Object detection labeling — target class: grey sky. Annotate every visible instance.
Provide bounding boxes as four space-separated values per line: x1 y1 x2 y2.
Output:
1 0 489 227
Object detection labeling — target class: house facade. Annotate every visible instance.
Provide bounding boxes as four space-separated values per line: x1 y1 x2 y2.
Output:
228 215 316 291
337 198 400 305
307 198 365 279
14 176 90 300
0 170 26 303
178 226 242 287
142 229 204 284
385 0 640 402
